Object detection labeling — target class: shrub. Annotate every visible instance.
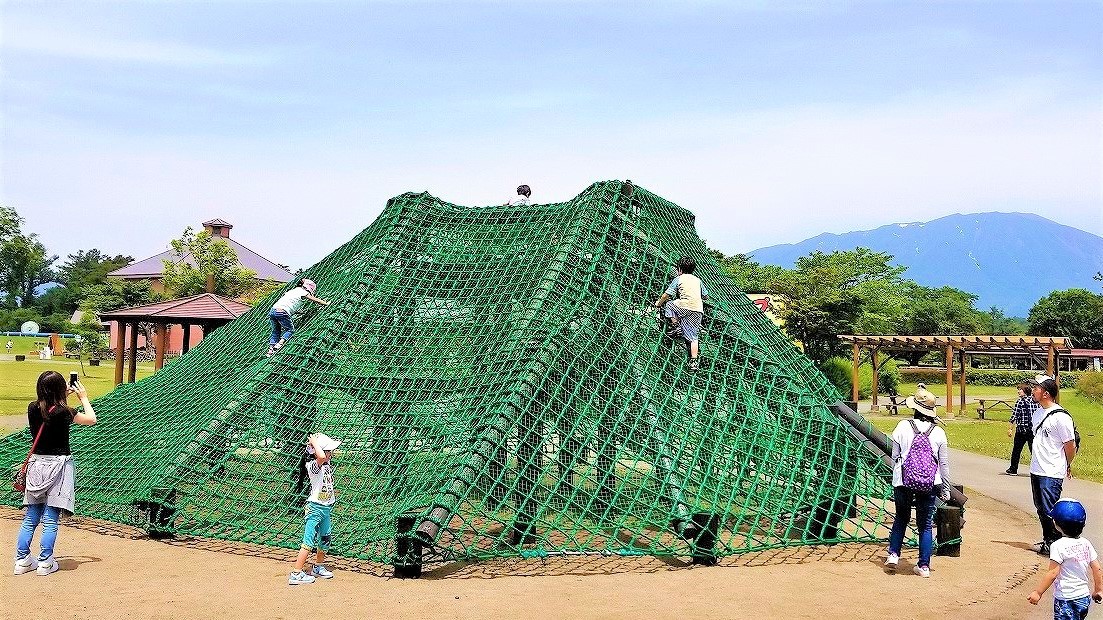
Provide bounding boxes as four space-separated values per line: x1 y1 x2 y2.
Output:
1077 371 1103 403
899 367 1084 388
821 357 900 400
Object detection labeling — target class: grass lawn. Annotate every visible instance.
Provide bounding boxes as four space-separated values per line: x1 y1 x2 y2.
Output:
1 335 60 357
0 358 155 416
869 382 1103 484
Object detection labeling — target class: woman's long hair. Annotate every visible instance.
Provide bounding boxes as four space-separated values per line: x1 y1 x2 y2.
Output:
35 371 69 418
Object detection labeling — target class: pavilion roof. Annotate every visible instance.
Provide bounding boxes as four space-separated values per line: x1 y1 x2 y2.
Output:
99 293 251 323
838 335 1073 354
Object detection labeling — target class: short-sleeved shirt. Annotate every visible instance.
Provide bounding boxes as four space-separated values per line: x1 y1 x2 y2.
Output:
27 402 76 456
890 418 950 488
1030 405 1076 479
272 287 310 315
1050 537 1098 601
665 274 708 312
508 195 530 206
304 459 336 506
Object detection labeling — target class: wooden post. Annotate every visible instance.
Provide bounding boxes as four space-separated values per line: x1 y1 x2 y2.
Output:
127 321 139 383
1050 345 1060 404
851 343 860 404
959 349 967 411
944 345 954 414
114 321 126 386
155 324 167 371
182 323 192 354
871 348 880 412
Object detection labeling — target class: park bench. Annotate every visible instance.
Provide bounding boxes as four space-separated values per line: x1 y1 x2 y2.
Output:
975 398 1013 420
884 391 908 415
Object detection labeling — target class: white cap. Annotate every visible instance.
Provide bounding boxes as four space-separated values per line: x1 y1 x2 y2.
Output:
306 433 341 454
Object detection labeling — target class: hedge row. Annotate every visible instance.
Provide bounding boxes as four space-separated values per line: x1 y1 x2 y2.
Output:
899 367 1088 388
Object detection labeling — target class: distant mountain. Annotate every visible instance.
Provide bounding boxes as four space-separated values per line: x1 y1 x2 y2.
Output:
748 212 1103 317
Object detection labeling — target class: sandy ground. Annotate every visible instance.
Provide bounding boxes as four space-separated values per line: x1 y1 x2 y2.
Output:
0 490 1061 620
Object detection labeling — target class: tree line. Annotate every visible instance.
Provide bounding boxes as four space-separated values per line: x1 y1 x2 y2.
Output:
0 206 283 338
712 248 1103 363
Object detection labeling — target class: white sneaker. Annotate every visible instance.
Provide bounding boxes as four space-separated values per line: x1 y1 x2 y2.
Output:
288 570 316 585
36 556 59 576
13 555 37 575
311 565 334 579
913 565 930 578
885 552 899 568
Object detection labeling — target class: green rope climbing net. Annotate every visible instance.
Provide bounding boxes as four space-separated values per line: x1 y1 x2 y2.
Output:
2 180 899 571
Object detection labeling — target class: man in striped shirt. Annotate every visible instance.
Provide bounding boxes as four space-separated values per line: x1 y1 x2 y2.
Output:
1005 383 1038 476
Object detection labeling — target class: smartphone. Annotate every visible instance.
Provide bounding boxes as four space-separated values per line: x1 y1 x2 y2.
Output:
70 371 79 387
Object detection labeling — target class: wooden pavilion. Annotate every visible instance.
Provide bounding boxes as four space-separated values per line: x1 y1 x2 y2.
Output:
838 335 1073 414
100 293 251 385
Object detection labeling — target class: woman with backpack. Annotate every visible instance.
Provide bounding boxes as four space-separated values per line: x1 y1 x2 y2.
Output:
885 385 951 578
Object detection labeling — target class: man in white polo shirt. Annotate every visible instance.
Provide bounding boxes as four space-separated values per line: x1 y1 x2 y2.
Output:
1027 374 1077 555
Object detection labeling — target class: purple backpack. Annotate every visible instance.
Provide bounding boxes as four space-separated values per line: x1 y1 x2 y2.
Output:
901 420 938 493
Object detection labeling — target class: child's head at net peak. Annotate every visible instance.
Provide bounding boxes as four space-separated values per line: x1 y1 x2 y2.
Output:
674 256 696 275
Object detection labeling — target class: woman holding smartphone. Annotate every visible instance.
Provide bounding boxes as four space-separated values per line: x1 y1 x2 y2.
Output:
13 370 97 576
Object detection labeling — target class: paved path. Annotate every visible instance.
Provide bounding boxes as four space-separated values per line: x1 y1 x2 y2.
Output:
950 448 1103 549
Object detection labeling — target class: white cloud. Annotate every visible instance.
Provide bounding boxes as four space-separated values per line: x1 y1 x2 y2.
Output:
5 78 1100 271
3 23 273 68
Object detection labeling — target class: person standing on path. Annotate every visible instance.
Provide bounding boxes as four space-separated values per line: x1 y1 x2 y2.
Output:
1006 383 1038 476
1028 374 1078 556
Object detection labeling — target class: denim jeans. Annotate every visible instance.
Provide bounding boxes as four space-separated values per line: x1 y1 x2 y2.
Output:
888 486 935 568
1031 474 1064 547
16 503 61 561
269 310 295 345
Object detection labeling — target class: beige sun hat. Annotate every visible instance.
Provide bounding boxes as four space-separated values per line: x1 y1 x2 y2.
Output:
905 386 940 420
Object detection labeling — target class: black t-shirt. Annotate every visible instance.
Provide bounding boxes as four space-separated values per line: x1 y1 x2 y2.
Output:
27 402 76 456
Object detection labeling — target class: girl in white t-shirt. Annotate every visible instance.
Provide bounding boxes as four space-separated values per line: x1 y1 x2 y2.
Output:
287 433 340 585
267 278 330 357
1028 498 1103 618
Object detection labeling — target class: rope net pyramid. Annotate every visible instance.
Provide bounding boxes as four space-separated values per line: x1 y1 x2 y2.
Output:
3 181 898 572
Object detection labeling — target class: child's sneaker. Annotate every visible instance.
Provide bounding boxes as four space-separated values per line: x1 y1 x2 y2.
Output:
288 570 316 585
912 565 930 578
13 555 36 575
266 346 276 358
688 357 700 372
311 565 334 579
884 552 899 568
35 556 58 576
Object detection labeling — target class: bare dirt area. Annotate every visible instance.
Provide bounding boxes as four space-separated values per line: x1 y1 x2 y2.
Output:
0 491 1051 620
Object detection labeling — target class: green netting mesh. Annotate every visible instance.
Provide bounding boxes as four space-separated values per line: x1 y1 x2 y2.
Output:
3 180 899 570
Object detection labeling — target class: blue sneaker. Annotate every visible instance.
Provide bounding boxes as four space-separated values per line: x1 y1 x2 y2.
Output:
311 565 334 579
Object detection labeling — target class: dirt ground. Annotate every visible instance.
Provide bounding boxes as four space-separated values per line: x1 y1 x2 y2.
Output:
0 491 1054 620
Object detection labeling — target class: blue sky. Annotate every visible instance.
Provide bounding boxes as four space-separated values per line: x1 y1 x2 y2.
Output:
2 1 1100 271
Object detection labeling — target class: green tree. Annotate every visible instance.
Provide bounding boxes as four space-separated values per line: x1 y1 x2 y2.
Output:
709 250 787 292
34 285 80 316
0 214 57 307
161 227 258 298
0 307 44 332
58 249 133 294
1027 288 1103 348
771 248 908 362
79 279 160 313
70 311 108 375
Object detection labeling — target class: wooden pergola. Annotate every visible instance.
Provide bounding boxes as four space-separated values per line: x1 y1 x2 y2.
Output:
838 335 1074 414
100 293 251 385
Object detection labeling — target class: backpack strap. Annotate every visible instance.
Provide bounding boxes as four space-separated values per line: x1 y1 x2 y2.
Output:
1034 407 1072 435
